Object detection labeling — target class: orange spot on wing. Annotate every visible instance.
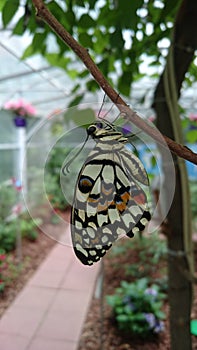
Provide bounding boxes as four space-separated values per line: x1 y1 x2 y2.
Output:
116 202 126 212
121 192 131 203
102 184 113 196
88 197 99 203
98 202 108 211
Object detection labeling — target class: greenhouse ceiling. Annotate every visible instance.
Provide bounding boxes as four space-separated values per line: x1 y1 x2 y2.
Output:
0 14 197 119
0 28 77 117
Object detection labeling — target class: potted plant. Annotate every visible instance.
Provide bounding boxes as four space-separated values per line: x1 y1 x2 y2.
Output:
4 98 36 127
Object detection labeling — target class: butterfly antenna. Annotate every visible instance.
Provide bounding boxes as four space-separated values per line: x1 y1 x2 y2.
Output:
101 93 122 122
62 134 89 175
102 103 115 120
97 93 107 119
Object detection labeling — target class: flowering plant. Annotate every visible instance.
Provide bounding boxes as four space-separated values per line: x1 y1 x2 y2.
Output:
107 277 165 338
181 113 197 143
4 98 36 118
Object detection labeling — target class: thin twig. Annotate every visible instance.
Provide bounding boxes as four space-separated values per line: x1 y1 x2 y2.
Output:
32 0 197 165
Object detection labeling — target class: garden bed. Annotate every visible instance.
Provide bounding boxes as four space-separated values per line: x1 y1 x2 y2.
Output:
79 235 197 350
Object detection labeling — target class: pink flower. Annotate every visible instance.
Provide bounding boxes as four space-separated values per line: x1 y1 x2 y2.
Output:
0 255 6 262
12 178 22 191
148 115 156 122
4 99 36 117
12 204 22 215
189 114 197 121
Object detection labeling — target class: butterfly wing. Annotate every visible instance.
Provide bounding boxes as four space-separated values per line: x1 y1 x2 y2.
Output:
71 142 151 265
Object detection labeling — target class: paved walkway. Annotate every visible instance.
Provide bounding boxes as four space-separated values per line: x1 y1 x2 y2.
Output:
0 228 100 350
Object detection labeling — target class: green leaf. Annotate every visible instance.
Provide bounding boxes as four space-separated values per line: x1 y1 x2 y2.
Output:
151 156 157 167
93 29 109 53
72 0 84 6
2 0 19 27
110 28 124 50
97 58 109 75
26 14 38 34
86 79 99 92
78 14 95 28
118 71 132 96
48 2 65 20
98 7 117 27
117 314 128 322
0 0 7 11
45 53 71 69
118 0 144 29
106 295 116 306
186 130 197 143
78 70 89 78
68 94 84 108
78 33 93 48
89 0 97 9
67 69 78 79
12 17 24 35
21 43 35 59
32 32 47 51
71 84 80 94
159 0 182 22
66 10 76 28
155 310 166 319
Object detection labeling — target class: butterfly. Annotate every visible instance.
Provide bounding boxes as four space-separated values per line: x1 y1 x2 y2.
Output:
70 119 151 265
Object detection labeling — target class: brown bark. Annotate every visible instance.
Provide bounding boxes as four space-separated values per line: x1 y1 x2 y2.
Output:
154 1 197 349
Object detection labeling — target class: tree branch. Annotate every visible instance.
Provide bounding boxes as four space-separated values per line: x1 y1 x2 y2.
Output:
32 0 197 166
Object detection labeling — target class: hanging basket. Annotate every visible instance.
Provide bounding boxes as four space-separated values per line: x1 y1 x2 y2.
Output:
13 115 27 127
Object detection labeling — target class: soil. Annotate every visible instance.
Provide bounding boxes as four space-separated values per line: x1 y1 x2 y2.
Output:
78 237 197 350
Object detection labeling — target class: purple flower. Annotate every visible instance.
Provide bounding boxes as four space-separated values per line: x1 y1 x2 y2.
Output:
143 313 156 329
121 123 132 135
123 295 130 304
143 314 165 333
127 301 136 311
122 296 136 311
153 320 165 334
145 288 158 297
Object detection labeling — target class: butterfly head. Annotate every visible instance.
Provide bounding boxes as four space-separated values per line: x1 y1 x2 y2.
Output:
87 120 126 142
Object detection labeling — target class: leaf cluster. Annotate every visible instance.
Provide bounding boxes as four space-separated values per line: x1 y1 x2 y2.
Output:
107 277 166 337
2 0 193 104
0 184 17 221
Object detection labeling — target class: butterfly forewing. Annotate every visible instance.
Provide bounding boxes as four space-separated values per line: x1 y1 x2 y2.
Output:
70 120 151 265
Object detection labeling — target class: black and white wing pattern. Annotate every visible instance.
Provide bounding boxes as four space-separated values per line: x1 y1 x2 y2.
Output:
70 120 151 265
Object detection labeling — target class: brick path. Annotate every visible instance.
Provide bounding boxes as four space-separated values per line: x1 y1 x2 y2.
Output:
0 229 100 350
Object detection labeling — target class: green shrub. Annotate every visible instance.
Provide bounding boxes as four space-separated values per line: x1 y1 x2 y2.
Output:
0 221 17 252
107 278 165 338
190 181 197 219
0 249 6 293
20 214 42 241
0 184 17 220
45 173 67 210
45 144 88 210
44 146 71 210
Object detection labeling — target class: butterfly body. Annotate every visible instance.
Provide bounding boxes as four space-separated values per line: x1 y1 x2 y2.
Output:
70 120 151 265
